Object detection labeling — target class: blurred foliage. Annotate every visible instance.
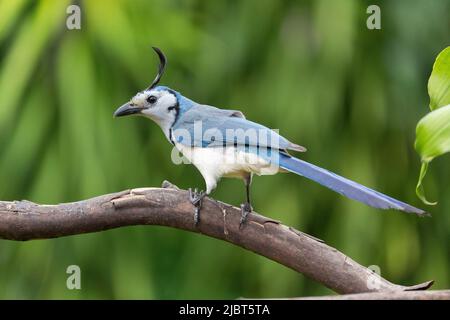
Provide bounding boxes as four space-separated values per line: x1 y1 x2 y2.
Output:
415 47 450 204
0 0 449 299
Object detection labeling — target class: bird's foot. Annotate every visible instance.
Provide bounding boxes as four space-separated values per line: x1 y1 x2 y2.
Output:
240 202 253 228
189 188 206 226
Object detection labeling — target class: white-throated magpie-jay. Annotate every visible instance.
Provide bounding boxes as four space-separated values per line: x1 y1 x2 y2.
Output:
114 48 426 225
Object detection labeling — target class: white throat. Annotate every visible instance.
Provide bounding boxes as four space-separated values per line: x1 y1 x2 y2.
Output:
140 91 178 142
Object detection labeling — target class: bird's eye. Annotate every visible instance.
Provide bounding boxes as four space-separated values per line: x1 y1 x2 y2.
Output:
147 95 157 104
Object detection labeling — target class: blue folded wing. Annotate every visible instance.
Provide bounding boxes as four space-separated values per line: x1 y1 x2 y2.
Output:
171 104 305 151
279 154 427 216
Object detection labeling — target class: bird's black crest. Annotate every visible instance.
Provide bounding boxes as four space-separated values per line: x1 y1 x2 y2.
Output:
147 47 167 90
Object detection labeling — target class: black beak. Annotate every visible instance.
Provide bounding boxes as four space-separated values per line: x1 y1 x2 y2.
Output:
113 103 143 117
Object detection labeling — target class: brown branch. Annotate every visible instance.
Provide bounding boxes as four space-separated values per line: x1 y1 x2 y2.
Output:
241 290 450 300
0 181 434 295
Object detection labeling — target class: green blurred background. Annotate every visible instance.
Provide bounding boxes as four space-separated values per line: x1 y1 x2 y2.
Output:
0 0 449 299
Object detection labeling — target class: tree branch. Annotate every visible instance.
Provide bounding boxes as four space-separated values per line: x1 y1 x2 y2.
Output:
0 181 434 295
283 290 450 300
241 290 450 300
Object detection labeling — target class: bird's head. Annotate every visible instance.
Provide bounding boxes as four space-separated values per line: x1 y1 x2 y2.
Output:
114 48 180 129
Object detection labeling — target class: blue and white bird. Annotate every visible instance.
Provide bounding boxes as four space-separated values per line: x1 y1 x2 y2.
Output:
114 47 426 225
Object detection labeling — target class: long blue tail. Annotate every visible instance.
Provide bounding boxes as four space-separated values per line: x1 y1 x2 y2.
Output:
278 154 427 216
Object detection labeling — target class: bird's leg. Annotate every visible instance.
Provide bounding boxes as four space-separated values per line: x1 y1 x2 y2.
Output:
189 188 206 225
240 175 253 227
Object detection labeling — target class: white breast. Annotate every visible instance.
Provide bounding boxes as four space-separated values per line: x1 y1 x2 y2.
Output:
174 143 280 193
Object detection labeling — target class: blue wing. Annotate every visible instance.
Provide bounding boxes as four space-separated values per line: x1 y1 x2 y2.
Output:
279 153 427 216
171 104 305 152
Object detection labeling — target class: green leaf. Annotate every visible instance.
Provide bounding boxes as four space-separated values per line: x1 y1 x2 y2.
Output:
428 47 450 110
415 104 450 161
415 46 450 204
416 162 437 206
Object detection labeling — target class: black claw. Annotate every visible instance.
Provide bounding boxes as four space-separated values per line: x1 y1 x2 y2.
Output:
194 207 200 226
240 202 253 227
189 188 196 202
189 188 205 225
